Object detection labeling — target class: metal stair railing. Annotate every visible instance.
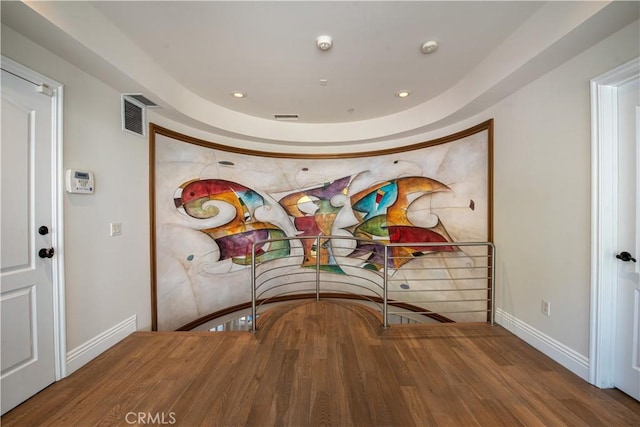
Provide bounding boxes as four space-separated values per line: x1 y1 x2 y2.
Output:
251 236 495 332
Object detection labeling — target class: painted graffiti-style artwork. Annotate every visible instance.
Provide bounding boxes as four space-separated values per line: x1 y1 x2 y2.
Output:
151 122 492 330
278 176 351 273
349 177 457 269
174 179 290 265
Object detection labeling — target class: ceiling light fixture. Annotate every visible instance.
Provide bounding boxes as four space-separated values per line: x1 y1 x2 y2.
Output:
316 35 333 51
421 40 439 54
396 90 411 98
231 91 246 98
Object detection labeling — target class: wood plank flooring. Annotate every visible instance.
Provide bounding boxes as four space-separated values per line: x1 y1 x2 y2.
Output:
3 300 639 426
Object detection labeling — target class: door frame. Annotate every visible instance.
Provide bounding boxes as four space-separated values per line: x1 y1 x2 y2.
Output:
589 56 639 388
1 56 67 380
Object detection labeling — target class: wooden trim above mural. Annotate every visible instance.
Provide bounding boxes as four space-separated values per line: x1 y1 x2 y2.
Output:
149 120 493 159
149 120 493 330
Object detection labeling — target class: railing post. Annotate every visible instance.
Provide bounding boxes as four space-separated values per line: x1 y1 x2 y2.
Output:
383 244 389 329
490 243 496 325
316 236 321 301
251 243 257 332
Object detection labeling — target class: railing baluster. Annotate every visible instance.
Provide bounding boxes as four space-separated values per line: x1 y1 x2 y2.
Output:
251 242 257 332
383 245 389 329
490 242 496 325
316 236 321 302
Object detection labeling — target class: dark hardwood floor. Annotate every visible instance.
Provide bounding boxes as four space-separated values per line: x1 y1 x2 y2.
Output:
3 300 639 426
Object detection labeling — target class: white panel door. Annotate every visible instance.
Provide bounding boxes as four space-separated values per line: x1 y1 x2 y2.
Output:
1 69 56 414
613 78 640 401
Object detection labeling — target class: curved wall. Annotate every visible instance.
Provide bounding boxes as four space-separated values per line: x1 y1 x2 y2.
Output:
150 122 492 330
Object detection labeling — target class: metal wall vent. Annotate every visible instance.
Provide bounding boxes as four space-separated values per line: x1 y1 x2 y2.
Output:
121 95 146 137
274 114 299 121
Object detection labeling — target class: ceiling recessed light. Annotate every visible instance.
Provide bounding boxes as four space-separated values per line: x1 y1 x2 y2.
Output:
231 91 246 98
396 90 411 98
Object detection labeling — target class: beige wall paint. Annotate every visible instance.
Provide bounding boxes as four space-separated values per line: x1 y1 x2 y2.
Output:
1 25 152 351
2 18 638 372
487 20 639 356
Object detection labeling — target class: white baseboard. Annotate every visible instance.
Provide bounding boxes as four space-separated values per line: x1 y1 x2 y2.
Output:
66 315 137 375
495 308 589 381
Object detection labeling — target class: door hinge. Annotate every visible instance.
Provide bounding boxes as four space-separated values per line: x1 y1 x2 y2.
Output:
37 84 54 97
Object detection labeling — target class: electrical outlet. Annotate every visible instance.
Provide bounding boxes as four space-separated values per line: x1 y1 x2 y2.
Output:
541 299 550 316
110 222 122 236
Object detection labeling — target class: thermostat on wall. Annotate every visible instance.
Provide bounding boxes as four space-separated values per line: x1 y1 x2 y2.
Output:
66 169 95 194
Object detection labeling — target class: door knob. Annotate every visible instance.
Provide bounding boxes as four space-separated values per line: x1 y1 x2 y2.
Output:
38 248 54 259
38 226 49 235
616 251 637 262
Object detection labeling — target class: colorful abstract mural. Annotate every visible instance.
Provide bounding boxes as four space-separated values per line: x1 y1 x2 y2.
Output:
151 122 492 330
279 176 351 273
349 177 457 269
174 179 290 265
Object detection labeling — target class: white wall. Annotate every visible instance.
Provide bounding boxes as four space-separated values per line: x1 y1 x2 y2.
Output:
488 20 638 360
1 25 152 355
2 16 639 378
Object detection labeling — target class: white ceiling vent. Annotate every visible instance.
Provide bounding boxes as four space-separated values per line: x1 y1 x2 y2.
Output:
121 95 147 137
274 114 299 121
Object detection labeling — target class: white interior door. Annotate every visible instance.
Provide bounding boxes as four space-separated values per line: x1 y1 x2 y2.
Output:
613 78 640 401
1 68 57 414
